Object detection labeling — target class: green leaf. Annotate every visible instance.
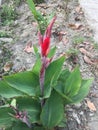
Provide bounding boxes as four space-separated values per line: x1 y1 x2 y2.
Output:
44 56 65 98
0 107 13 128
5 127 12 130
58 115 67 128
12 121 31 130
0 80 24 98
58 69 71 83
54 81 73 103
16 97 41 123
33 45 40 58
32 58 41 76
27 0 47 34
64 67 81 97
45 56 65 85
71 79 93 103
40 90 64 128
4 71 40 97
47 46 57 58
53 69 72 102
27 0 37 17
34 126 45 130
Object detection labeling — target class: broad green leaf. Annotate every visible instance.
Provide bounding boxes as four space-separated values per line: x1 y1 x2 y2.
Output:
4 71 40 97
64 67 81 97
47 46 57 58
32 58 41 76
71 79 93 103
11 99 16 108
0 80 24 98
12 121 31 130
34 126 45 130
40 90 64 128
33 45 40 58
0 107 13 128
58 69 71 83
54 81 73 103
5 127 12 130
16 97 41 123
44 56 65 98
45 56 65 85
58 115 67 128
53 69 72 102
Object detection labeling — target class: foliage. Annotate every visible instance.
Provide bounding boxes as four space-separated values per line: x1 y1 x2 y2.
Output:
0 54 93 130
0 31 12 38
0 0 93 130
73 35 84 44
27 0 54 35
0 3 18 26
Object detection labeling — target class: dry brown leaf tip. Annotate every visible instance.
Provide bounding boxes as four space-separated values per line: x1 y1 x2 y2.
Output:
87 100 96 112
68 23 83 30
4 62 13 72
79 48 92 58
75 5 81 13
24 41 34 53
83 55 94 65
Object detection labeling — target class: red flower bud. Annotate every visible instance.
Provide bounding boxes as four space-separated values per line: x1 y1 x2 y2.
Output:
38 16 56 57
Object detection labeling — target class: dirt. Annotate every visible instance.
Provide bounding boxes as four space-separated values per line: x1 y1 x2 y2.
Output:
0 0 98 130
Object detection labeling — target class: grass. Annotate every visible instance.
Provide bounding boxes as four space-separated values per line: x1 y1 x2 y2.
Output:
0 3 18 26
93 42 98 50
0 31 12 38
67 48 79 56
73 36 84 44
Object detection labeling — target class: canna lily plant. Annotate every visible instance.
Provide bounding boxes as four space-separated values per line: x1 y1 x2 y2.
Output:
0 0 93 130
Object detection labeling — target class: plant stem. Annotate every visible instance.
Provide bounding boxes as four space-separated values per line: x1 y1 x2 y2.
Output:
40 57 47 106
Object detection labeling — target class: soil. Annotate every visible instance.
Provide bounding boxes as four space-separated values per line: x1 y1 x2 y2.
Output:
0 0 98 130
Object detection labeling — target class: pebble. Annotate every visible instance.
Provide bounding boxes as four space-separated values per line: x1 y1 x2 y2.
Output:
0 50 3 55
89 112 95 117
0 38 13 43
72 112 81 124
74 103 82 108
79 111 84 115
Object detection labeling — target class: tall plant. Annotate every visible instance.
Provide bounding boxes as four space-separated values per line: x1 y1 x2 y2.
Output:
0 0 93 130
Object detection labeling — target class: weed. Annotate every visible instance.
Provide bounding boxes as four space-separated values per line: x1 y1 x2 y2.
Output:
0 31 12 38
13 0 21 6
0 3 18 26
88 37 98 50
93 42 98 50
67 48 79 64
67 48 79 55
73 36 84 44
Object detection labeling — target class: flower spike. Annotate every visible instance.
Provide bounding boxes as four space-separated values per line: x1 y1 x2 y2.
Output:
38 16 56 57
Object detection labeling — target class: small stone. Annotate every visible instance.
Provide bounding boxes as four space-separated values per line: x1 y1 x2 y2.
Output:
0 50 3 55
73 112 81 124
0 38 13 43
89 112 95 117
21 31 29 38
75 103 82 108
79 111 84 115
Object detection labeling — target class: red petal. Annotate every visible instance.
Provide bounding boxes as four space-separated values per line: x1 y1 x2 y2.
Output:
44 16 57 38
41 37 50 56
